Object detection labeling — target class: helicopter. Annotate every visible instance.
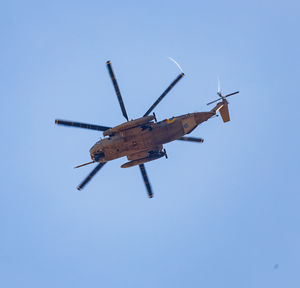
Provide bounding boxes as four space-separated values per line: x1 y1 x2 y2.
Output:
55 60 239 198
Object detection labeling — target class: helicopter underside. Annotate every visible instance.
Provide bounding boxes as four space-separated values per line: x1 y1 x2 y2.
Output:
90 120 182 166
90 112 213 167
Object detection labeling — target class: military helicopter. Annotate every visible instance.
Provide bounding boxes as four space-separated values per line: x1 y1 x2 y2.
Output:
55 60 239 198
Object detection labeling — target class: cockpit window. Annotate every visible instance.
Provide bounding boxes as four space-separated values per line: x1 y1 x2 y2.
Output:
94 151 105 161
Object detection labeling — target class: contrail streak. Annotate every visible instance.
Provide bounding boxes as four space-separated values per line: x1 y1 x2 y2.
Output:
168 57 184 73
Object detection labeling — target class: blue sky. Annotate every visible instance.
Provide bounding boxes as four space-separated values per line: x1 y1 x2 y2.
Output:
1 0 299 287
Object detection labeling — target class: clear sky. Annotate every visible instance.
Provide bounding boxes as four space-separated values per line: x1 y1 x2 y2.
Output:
1 0 299 287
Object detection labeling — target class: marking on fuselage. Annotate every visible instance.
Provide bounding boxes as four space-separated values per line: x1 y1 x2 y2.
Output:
166 118 176 124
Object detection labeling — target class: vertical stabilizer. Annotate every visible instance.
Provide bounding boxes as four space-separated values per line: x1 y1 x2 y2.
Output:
209 99 230 123
219 100 230 122
206 81 239 123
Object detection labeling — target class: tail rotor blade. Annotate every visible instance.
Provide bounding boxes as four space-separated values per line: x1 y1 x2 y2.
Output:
77 162 106 190
224 91 239 98
207 98 221 105
143 73 184 117
106 60 129 121
139 164 153 198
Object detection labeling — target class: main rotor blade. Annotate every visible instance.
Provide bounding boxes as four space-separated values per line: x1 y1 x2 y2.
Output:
106 60 129 121
139 164 153 198
55 119 111 131
177 136 204 143
224 91 239 98
143 73 185 117
77 162 106 190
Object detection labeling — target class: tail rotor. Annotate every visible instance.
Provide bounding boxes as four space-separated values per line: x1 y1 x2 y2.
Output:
207 79 239 122
207 79 239 106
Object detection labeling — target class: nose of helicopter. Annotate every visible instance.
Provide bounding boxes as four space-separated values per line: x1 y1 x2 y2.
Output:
90 152 96 161
89 145 96 159
89 143 105 162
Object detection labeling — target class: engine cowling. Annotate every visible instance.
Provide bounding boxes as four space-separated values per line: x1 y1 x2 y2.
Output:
103 115 155 137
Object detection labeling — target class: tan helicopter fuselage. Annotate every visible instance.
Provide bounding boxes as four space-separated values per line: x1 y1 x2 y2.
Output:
90 111 215 167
